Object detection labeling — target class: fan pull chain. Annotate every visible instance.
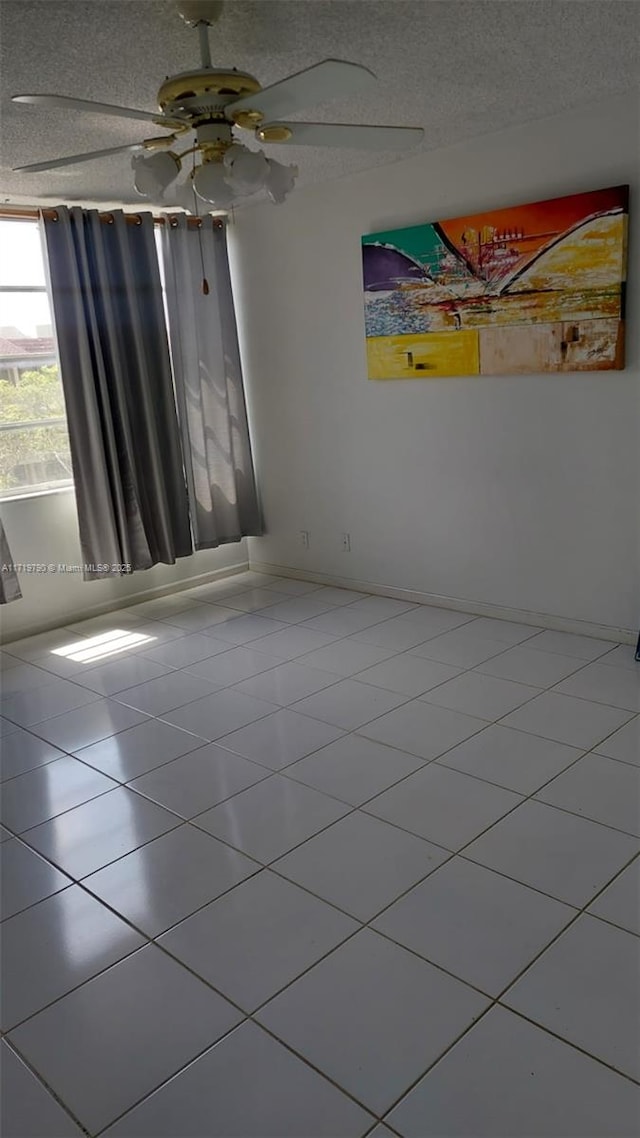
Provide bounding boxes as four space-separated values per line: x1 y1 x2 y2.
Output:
191 149 210 294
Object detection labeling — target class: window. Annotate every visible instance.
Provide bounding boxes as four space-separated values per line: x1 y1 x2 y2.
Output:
0 218 72 498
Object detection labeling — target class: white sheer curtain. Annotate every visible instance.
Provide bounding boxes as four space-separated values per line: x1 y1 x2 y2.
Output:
161 215 262 550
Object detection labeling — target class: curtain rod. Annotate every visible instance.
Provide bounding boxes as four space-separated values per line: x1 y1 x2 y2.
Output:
0 206 223 228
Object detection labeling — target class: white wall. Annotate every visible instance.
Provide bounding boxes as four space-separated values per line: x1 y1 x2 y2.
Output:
1 490 248 641
231 94 640 637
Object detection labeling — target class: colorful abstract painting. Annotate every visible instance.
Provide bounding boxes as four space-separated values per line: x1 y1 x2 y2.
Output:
362 185 628 378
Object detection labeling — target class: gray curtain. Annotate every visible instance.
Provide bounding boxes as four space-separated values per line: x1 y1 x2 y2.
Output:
161 215 262 550
42 207 193 579
0 517 21 603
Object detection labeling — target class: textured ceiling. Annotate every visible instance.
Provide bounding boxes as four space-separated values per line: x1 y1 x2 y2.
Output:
0 0 639 209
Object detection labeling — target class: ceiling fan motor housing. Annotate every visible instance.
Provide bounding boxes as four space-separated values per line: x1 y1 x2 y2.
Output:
157 69 261 123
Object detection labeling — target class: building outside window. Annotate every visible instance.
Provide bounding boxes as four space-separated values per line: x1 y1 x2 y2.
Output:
0 218 72 498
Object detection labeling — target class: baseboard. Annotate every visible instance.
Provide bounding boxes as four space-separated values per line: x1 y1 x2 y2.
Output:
0 560 250 646
249 560 637 646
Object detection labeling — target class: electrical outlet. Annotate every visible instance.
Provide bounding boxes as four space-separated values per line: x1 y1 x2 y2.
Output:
341 532 351 552
300 530 310 549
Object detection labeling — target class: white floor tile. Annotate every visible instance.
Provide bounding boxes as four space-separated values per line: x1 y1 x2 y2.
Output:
1 840 71 920
248 625 339 660
293 679 407 730
352 616 441 651
218 708 344 770
598 644 640 671
72 655 171 695
477 645 585 687
355 653 461 697
295 638 397 676
536 752 640 836
257 928 487 1117
0 630 86 662
264 578 325 595
22 787 180 879
359 699 486 761
456 617 541 644
284 733 422 806
465 798 640 906
84 825 257 937
374 857 575 995
195 774 349 863
1 885 145 1030
409 630 508 668
185 645 281 687
114 670 219 715
9 945 243 1135
102 1021 373 1137
274 810 448 921
128 743 270 816
587 857 640 936
500 691 632 749
524 630 618 660
162 689 278 741
303 608 394 635
223 587 286 612
554 661 640 712
140 632 230 668
0 728 66 782
595 715 640 766
0 756 116 832
346 597 418 620
207 613 289 645
422 671 540 721
0 678 99 728
311 586 370 606
436 724 582 795
160 870 358 1011
504 915 640 1080
386 1005 640 1138
74 718 204 782
159 602 240 632
29 698 149 753
0 661 59 696
234 661 341 705
1 1042 85 1137
258 597 336 623
365 763 521 851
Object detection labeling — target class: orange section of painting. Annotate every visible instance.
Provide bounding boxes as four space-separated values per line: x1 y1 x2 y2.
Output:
367 330 479 379
439 186 628 270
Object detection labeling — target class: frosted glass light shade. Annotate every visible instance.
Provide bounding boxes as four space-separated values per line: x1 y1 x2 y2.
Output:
223 144 270 193
132 151 180 197
193 160 235 207
265 159 298 204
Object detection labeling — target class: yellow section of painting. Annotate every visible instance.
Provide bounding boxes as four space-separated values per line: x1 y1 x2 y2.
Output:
510 213 627 293
367 330 480 379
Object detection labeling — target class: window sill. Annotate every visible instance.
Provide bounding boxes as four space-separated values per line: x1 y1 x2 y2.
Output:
0 483 74 505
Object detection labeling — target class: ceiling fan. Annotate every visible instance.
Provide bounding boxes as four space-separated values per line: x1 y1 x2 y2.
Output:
11 0 424 211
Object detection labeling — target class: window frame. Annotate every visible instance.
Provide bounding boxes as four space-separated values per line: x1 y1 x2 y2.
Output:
0 236 73 501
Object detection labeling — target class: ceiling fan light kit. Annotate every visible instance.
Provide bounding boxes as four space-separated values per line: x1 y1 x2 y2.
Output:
11 0 424 212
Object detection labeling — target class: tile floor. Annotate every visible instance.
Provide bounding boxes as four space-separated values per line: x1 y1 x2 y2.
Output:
1 570 639 1137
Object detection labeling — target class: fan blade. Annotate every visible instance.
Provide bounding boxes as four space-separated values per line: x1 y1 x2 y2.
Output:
13 144 144 173
226 60 376 124
12 94 173 125
258 122 424 150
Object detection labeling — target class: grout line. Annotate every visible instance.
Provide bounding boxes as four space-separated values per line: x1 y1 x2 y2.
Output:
1 1037 92 1136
